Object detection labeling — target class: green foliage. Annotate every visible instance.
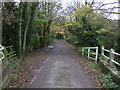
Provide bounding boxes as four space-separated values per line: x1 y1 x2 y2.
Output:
2 1 62 57
3 48 8 57
100 74 119 88
65 5 103 47
56 33 64 39
2 2 19 53
34 10 49 24
114 32 120 53
86 62 97 68
66 34 78 46
96 28 117 49
32 33 40 50
65 5 118 55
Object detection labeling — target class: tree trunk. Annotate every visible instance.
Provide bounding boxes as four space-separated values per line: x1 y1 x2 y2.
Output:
18 2 22 59
22 6 32 53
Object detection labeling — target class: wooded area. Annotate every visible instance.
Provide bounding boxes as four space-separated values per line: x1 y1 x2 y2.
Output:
1 1 119 58
0 0 120 88
2 1 62 59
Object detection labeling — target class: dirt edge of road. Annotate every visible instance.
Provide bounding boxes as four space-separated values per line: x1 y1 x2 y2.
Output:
64 41 104 88
7 46 54 88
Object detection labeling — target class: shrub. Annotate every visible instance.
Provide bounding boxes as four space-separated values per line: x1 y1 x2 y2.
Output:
100 74 119 88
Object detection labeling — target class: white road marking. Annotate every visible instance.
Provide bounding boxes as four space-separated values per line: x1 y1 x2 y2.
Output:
30 55 51 85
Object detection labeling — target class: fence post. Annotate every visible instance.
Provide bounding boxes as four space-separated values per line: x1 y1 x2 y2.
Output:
82 48 84 55
0 45 4 89
101 46 104 56
109 48 114 68
95 47 98 63
88 48 90 59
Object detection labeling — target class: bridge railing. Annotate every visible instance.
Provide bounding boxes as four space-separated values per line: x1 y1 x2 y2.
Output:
82 47 98 62
101 46 120 68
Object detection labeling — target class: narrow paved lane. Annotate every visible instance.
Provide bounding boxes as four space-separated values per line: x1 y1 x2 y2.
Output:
30 40 95 88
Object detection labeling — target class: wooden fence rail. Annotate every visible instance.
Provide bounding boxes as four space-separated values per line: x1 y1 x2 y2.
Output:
101 46 120 68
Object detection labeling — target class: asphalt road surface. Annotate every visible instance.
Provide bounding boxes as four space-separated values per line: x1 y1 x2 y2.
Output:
29 40 95 88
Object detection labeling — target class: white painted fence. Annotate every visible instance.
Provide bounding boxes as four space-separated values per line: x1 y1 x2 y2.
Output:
0 45 5 60
101 46 120 68
82 47 98 62
0 45 4 89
